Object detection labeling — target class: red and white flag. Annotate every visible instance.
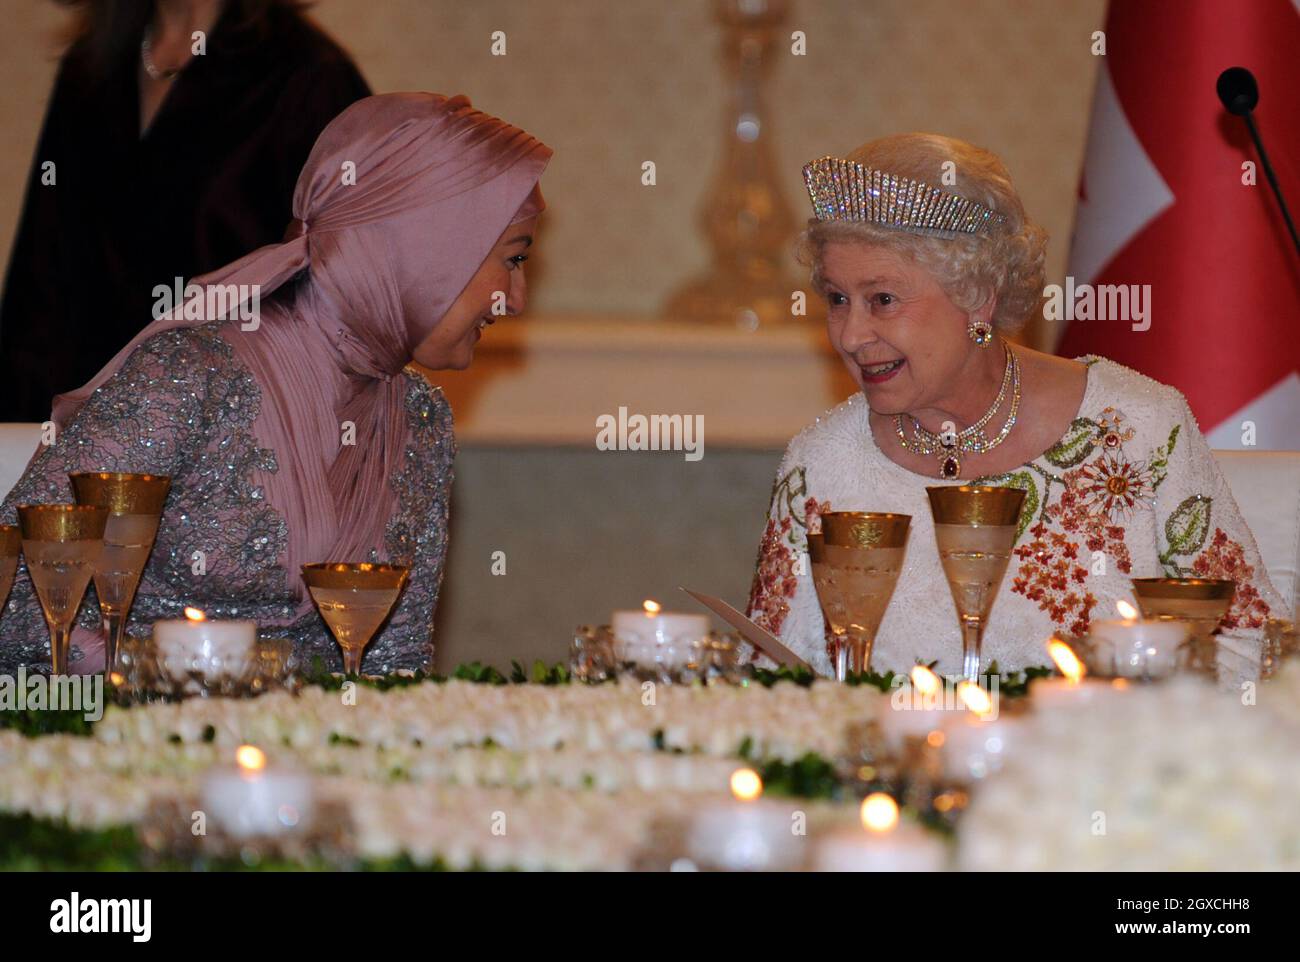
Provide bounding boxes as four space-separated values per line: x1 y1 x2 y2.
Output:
1056 0 1300 449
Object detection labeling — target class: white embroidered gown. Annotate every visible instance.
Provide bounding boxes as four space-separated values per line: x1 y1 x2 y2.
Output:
746 356 1285 677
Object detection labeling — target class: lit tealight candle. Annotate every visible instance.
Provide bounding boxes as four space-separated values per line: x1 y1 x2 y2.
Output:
611 600 709 668
941 682 1022 783
154 607 256 684
811 793 948 872
1031 638 1121 710
874 666 955 748
1089 600 1188 679
684 768 805 871
200 745 314 839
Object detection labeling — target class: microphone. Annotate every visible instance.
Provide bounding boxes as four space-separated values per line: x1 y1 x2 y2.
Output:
1216 66 1257 115
1217 66 1300 260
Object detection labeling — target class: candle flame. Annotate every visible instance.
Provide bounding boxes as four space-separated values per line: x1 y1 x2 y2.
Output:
184 607 207 622
235 744 266 773
910 664 940 696
1116 599 1139 620
642 599 662 615
860 792 899 833
1047 639 1085 684
957 680 993 717
730 767 762 802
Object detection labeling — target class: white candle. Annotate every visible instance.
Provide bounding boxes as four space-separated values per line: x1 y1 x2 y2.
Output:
812 794 947 872
200 745 314 838
1089 618 1187 679
612 600 708 667
154 607 256 683
874 667 955 749
940 713 1022 782
686 803 804 871
1031 638 1121 710
875 690 949 744
685 768 804 871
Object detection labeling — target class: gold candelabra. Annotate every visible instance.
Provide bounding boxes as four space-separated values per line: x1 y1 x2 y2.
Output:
665 0 807 330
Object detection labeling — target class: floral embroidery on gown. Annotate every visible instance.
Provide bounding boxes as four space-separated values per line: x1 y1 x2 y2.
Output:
0 321 454 674
746 356 1283 677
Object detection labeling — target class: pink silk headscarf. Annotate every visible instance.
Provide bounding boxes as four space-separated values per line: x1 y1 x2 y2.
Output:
53 93 552 621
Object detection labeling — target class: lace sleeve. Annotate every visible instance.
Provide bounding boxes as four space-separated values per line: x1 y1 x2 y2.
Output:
371 380 456 672
0 329 210 670
746 445 832 674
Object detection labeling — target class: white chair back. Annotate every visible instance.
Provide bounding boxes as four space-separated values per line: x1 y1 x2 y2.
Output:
1213 450 1300 622
0 423 43 500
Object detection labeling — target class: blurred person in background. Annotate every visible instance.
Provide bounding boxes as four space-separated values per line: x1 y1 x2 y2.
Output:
0 0 370 422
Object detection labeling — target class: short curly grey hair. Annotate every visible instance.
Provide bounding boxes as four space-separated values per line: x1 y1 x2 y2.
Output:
797 133 1047 332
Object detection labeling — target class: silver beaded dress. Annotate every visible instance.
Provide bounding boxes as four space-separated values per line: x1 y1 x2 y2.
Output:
0 319 454 674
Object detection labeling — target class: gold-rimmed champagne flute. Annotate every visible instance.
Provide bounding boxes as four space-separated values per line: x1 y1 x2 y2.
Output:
0 525 21 612
301 563 410 676
807 533 849 678
69 472 171 673
17 504 109 675
810 512 910 681
1130 577 1236 676
926 486 1026 682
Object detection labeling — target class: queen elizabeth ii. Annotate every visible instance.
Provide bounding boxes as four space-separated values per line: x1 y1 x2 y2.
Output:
747 133 1283 677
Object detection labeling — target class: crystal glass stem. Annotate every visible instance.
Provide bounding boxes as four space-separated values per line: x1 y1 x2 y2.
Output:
960 616 983 682
848 631 874 676
102 610 126 673
342 645 363 677
830 631 876 679
49 623 72 675
831 630 850 682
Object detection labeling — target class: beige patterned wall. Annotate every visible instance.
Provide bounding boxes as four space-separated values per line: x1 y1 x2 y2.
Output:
0 0 1105 341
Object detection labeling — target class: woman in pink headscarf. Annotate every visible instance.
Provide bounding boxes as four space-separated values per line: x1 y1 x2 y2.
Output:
0 93 551 675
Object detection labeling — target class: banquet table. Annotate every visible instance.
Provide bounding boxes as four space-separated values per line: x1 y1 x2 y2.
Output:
2 646 1298 873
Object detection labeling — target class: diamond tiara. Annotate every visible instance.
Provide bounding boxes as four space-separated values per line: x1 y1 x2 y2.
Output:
802 156 1008 236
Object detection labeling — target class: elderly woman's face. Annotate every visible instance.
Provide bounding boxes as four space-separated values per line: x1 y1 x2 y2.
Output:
821 241 980 415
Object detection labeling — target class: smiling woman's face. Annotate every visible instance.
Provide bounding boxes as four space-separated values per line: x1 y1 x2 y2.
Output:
820 240 991 416
411 215 539 370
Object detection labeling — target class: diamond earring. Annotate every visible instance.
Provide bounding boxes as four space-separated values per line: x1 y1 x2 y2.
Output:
968 319 994 346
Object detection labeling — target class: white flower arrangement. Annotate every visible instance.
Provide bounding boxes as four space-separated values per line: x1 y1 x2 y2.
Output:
957 676 1300 871
93 678 882 761
13 670 1293 870
1 679 880 870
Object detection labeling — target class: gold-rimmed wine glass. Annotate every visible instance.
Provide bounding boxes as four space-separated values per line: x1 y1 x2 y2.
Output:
0 525 21 613
810 512 910 681
1130 577 1236 677
926 486 1026 682
17 504 109 675
69 472 171 673
301 562 410 676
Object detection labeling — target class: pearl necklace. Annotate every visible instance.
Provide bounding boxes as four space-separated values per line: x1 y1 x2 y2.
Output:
893 345 1021 480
